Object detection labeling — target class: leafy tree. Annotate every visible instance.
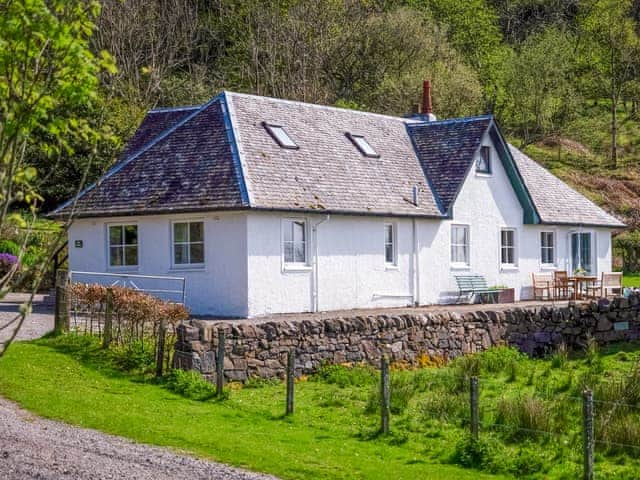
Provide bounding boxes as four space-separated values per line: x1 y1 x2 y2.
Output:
0 0 115 356
578 0 640 168
501 27 580 145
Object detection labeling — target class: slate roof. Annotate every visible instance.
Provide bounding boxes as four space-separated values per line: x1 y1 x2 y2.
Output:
51 91 625 228
510 146 626 228
227 92 440 216
408 116 493 213
54 98 246 217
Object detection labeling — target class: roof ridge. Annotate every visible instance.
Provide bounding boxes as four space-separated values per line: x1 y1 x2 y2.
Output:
407 114 494 128
149 105 202 113
222 90 420 123
51 95 223 216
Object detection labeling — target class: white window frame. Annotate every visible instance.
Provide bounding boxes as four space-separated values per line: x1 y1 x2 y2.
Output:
282 218 310 271
500 227 518 269
450 224 470 269
540 230 556 269
171 220 205 268
106 223 139 270
263 122 298 149
384 222 397 268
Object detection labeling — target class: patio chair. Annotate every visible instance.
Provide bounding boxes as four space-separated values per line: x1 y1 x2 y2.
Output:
532 272 553 300
586 272 623 299
553 271 574 300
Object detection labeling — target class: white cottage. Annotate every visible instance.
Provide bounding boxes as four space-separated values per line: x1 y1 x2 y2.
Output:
52 88 625 317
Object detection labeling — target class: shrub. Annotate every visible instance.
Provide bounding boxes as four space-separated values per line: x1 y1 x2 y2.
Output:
0 252 19 277
495 395 552 440
551 343 569 369
452 435 506 473
450 354 481 392
0 239 19 256
164 369 217 401
108 341 155 373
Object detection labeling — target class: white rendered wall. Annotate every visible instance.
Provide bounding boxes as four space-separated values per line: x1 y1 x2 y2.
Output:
417 131 614 303
246 212 417 316
68 212 248 317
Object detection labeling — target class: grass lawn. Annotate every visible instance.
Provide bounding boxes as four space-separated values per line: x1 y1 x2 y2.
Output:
623 274 640 288
0 338 498 480
1 337 640 479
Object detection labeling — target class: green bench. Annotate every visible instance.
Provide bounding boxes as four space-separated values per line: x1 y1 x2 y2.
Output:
454 275 501 304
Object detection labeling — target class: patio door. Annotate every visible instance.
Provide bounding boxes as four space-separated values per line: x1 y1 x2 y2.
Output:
570 232 593 275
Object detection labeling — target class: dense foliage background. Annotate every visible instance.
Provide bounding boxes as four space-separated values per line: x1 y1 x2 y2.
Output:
27 0 640 232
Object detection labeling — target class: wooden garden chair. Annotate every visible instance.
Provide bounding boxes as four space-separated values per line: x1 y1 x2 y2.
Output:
587 272 623 299
553 271 574 300
531 273 553 300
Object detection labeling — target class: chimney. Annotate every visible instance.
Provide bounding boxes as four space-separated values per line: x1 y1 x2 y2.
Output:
422 80 433 115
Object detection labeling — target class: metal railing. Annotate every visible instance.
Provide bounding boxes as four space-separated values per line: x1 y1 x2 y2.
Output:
69 271 186 304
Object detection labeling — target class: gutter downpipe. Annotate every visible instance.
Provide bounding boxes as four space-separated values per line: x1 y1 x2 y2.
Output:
312 215 330 312
413 217 420 306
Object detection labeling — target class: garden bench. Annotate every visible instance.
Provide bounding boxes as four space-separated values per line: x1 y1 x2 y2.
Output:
454 275 501 304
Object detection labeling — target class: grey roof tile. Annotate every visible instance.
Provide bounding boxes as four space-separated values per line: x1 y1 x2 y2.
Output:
510 146 625 228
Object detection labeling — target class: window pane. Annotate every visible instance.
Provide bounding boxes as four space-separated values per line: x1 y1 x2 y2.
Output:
190 243 204 263
174 223 188 243
174 244 188 264
124 246 138 266
109 226 122 246
109 247 123 266
385 244 394 263
294 242 306 263
284 222 293 242
124 225 137 245
293 221 305 243
190 222 204 242
353 136 377 157
284 242 294 263
385 224 393 244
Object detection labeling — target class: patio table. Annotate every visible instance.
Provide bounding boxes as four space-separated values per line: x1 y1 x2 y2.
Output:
569 276 597 300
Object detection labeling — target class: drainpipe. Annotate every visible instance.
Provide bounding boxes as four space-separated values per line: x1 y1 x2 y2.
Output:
312 215 330 312
413 217 420 306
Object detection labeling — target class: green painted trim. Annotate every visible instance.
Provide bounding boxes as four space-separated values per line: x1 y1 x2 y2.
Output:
488 121 541 224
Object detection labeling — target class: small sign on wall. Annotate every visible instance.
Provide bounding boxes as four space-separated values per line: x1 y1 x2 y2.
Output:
614 321 629 331
74 240 83 248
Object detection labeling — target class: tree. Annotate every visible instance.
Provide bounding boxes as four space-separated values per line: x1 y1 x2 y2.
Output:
501 27 580 145
0 0 115 356
579 0 640 168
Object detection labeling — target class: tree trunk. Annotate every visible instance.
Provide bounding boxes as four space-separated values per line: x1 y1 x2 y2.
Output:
610 95 618 169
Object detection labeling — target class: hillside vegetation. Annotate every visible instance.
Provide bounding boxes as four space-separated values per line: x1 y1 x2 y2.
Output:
12 1 640 229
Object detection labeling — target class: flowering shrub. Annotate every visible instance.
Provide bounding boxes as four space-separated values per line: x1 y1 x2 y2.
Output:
0 252 19 277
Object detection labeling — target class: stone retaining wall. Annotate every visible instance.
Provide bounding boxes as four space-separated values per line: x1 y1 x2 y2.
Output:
174 295 640 381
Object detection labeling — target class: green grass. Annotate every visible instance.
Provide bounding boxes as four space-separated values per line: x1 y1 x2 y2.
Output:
0 337 497 480
623 274 640 288
2 337 640 479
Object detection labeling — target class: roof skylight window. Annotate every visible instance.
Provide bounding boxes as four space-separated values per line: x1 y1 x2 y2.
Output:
346 132 379 158
262 122 298 149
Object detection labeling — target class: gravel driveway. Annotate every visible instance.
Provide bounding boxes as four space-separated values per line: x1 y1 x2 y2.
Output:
0 294 278 480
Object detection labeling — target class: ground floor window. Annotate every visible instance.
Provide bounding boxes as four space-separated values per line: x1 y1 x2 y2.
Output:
173 221 204 265
540 231 555 266
384 223 396 265
500 229 516 266
571 232 593 274
283 219 307 265
451 225 470 266
108 224 138 267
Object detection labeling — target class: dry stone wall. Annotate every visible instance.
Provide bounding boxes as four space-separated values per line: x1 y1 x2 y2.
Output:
174 295 640 381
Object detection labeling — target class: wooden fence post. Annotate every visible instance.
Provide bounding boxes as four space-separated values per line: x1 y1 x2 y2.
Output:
216 329 226 396
155 318 167 378
102 288 113 349
470 376 479 441
381 355 390 434
286 349 295 415
54 269 70 335
583 389 595 480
